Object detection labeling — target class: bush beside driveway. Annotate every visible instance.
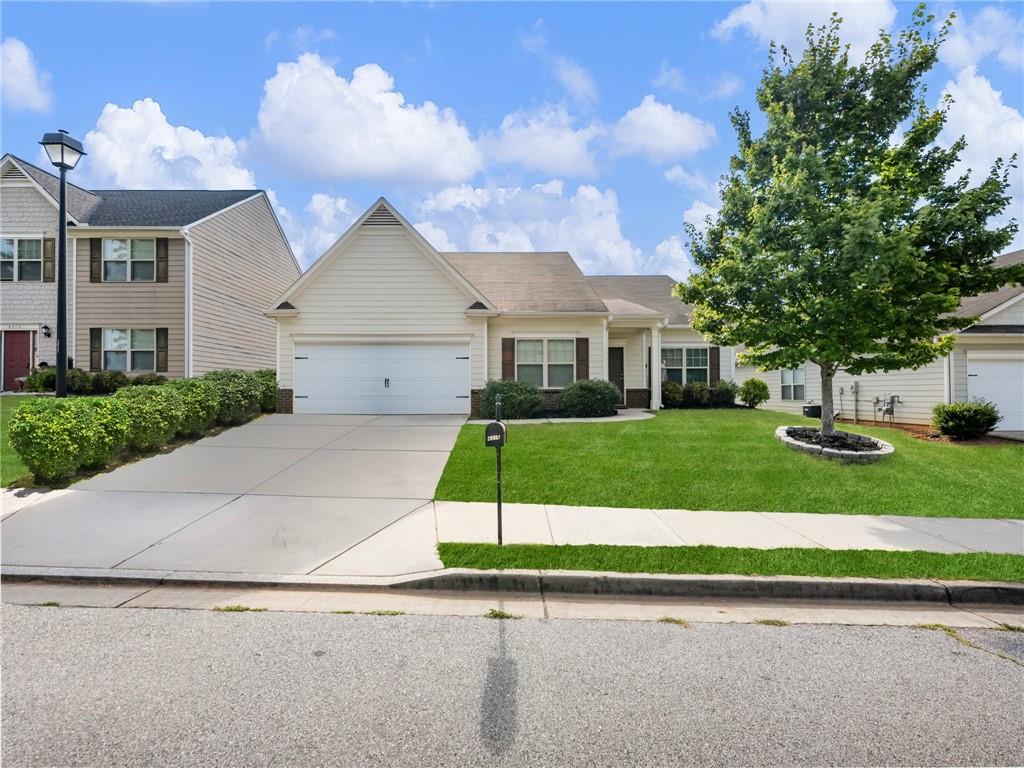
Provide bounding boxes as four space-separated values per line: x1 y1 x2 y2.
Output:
434 409 1024 519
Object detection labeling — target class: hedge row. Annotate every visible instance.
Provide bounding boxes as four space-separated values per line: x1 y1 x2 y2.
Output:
478 378 623 419
662 380 739 409
23 367 168 394
8 369 277 485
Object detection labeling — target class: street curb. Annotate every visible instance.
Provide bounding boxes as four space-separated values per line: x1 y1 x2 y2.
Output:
3 566 1022 605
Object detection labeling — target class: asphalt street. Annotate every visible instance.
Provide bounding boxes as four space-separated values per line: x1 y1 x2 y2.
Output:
2 604 1022 767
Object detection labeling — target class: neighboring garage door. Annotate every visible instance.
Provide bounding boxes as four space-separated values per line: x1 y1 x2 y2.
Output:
293 342 470 414
967 356 1024 431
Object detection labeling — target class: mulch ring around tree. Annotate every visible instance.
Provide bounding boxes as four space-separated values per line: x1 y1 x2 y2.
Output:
785 427 880 452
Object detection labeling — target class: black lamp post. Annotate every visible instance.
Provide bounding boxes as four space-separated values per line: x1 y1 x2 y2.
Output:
39 130 85 398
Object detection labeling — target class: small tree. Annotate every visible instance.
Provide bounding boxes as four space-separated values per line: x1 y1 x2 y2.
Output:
678 6 1020 435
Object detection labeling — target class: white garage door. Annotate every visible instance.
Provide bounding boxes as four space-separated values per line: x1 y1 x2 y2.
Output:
967 357 1024 431
293 343 471 414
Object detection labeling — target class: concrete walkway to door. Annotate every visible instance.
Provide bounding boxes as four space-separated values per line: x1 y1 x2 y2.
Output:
1 414 465 579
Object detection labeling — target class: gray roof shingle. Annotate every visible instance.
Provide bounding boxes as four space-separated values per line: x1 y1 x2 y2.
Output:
441 252 608 313
587 275 691 324
8 155 258 227
955 249 1024 320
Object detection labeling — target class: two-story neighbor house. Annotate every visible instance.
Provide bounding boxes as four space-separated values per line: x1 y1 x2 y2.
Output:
0 154 299 388
267 198 733 416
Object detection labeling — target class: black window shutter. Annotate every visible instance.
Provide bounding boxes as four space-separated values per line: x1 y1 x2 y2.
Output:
501 338 515 380
575 338 589 380
42 238 55 282
90 238 102 282
709 346 721 384
89 328 102 371
156 328 168 372
156 239 169 282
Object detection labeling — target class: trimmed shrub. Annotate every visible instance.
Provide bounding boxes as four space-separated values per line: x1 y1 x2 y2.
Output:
738 378 770 409
92 369 130 394
661 381 685 409
681 381 710 407
166 378 221 436
131 372 167 386
66 368 94 395
22 367 56 392
479 379 542 420
932 400 1001 440
115 385 184 450
559 379 621 418
75 397 130 469
254 369 277 412
709 379 738 408
8 398 91 484
203 369 262 425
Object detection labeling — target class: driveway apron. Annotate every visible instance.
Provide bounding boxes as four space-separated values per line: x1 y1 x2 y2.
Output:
1 414 464 577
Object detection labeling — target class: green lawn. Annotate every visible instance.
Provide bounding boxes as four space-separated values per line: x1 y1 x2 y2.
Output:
435 409 1024 519
439 543 1024 582
1 395 34 487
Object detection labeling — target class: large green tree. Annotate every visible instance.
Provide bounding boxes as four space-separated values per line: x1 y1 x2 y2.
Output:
678 6 1021 435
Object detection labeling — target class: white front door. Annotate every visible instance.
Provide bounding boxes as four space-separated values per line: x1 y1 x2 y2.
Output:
293 342 470 414
967 356 1024 431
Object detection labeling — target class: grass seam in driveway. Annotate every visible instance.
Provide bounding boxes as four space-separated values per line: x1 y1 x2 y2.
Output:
438 543 1024 583
434 409 1024 519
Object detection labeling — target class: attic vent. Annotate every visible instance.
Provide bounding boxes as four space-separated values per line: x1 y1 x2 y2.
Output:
2 165 26 181
363 205 400 226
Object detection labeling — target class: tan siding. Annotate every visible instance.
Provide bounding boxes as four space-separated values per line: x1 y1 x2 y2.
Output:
487 316 605 384
73 234 186 378
735 363 823 415
277 227 484 389
980 296 1024 325
609 332 647 388
659 328 736 383
188 194 299 374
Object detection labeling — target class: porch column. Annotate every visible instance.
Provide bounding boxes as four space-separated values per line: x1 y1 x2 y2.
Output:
651 325 662 409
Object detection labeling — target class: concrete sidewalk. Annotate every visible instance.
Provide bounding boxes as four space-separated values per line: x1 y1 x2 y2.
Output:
434 501 1024 554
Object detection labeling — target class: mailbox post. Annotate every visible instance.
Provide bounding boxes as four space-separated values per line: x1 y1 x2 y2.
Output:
484 394 507 545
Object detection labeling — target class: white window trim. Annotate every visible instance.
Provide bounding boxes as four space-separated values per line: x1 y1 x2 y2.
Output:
780 367 806 401
515 337 576 389
102 327 156 372
0 235 44 283
102 238 157 283
661 344 709 385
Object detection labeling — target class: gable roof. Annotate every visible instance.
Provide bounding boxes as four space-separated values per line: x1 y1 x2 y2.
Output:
586 275 689 324
954 249 1024 320
440 252 607 313
2 154 259 227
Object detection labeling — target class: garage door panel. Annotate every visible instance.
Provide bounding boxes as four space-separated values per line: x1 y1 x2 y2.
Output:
294 342 470 415
967 358 1024 431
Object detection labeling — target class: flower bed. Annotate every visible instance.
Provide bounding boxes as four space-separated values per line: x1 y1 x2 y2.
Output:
774 425 894 463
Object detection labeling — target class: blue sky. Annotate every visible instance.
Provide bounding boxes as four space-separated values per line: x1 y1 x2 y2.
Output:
3 1 1022 274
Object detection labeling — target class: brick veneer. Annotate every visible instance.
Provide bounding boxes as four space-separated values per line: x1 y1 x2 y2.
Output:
276 388 293 414
625 388 651 408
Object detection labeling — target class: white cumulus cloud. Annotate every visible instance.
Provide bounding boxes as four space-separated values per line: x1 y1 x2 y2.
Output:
613 95 716 162
270 190 355 267
941 6 1024 72
416 181 643 274
683 199 720 233
254 54 482 184
712 0 896 61
83 98 255 189
553 56 598 106
652 61 685 92
482 105 602 176
664 165 715 195
1 37 53 112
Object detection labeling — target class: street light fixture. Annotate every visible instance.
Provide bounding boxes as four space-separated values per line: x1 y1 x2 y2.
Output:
39 130 85 398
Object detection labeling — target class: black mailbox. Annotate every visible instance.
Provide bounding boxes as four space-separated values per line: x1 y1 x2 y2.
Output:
485 421 506 448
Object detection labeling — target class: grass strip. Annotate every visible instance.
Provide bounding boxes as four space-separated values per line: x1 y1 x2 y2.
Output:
438 543 1024 583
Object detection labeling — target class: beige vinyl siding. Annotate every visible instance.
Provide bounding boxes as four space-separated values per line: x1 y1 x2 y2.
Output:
659 328 736 383
73 233 186 378
277 227 485 389
0 185 58 234
609 332 648 389
735 364 824 415
979 296 1024 324
487 316 605 384
188 194 299 374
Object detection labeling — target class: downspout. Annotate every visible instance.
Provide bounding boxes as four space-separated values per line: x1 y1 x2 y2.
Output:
181 228 194 378
603 315 610 381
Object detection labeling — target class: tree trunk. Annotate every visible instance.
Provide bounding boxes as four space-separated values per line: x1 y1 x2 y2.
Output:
820 366 836 436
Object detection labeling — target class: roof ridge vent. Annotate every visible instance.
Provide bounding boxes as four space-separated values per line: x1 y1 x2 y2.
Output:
363 204 400 226
2 164 27 181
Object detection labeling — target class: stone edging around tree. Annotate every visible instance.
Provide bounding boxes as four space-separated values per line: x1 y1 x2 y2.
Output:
774 426 895 463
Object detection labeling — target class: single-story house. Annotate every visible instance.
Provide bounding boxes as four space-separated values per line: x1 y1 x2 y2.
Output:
268 198 732 416
735 249 1024 432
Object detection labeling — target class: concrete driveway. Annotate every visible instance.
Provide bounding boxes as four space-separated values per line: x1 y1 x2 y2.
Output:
1 414 465 578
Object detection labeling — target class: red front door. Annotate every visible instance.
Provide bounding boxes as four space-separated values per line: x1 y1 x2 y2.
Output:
3 331 33 391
